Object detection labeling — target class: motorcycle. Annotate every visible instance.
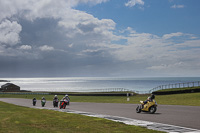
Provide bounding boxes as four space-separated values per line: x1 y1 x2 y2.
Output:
59 99 69 109
136 100 157 114
41 99 46 107
33 99 37 106
53 99 59 107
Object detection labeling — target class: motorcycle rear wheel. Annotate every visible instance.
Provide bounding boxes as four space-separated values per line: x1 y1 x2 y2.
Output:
149 106 157 114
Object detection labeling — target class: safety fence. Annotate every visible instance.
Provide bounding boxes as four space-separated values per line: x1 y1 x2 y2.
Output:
149 81 200 93
0 92 50 95
79 88 134 92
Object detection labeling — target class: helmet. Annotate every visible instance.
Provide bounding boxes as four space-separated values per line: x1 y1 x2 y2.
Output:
55 95 57 97
65 94 68 97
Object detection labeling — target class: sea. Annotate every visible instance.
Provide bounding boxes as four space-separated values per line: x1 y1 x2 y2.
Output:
0 77 200 93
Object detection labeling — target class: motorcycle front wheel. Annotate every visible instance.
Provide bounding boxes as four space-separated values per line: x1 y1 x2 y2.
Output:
136 106 141 113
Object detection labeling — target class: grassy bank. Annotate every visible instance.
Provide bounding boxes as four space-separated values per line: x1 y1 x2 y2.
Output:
1 92 200 106
154 87 200 92
0 101 162 133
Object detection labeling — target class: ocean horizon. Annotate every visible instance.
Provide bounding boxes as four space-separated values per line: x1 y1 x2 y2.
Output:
0 77 200 93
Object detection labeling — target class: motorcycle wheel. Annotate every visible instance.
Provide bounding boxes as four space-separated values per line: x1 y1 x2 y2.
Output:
149 106 157 114
63 104 66 109
136 106 141 113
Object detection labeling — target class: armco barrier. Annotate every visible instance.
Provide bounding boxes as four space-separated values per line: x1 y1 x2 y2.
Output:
0 92 50 95
152 88 200 95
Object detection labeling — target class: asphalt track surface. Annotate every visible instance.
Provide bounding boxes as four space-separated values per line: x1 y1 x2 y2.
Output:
0 98 200 131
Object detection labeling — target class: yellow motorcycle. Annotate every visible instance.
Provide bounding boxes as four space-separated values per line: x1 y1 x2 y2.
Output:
136 100 157 114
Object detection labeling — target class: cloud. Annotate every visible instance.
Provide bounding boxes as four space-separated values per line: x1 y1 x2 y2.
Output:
66 0 109 7
147 62 184 70
0 0 199 77
39 45 54 51
19 45 32 50
125 0 144 7
0 20 22 45
110 30 200 76
162 32 184 39
171 4 185 9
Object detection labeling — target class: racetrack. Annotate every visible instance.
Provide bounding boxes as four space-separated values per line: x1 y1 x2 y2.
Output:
0 98 200 131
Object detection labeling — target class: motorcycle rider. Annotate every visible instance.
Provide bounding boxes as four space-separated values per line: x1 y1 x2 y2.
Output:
60 94 70 106
41 96 46 102
65 94 70 102
143 97 151 105
33 97 37 105
53 95 58 100
53 95 59 106
141 94 155 108
41 96 46 107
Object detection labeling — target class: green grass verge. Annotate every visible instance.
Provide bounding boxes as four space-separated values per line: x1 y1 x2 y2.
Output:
1 92 200 106
0 101 162 133
154 87 200 92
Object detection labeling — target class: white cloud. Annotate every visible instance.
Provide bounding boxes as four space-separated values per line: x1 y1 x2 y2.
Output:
0 0 116 43
0 0 117 51
0 0 199 77
0 20 22 45
147 62 184 70
162 32 184 39
176 39 200 48
66 0 109 7
171 4 185 9
110 30 200 74
19 45 32 50
125 0 144 7
39 45 54 51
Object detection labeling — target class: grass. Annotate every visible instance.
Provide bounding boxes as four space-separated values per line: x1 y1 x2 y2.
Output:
155 86 200 92
0 101 162 133
156 93 200 106
1 92 200 106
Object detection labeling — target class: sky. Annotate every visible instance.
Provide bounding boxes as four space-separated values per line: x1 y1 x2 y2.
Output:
0 0 200 78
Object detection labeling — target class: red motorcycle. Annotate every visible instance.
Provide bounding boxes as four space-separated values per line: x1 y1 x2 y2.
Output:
59 99 68 109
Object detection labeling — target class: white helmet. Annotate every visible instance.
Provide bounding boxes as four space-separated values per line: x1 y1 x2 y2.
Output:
55 95 57 97
65 94 68 97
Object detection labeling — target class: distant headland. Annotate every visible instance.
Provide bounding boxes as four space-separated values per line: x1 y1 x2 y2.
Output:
0 80 10 82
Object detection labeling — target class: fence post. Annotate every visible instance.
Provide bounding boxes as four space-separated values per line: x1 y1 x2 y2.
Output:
127 93 130 101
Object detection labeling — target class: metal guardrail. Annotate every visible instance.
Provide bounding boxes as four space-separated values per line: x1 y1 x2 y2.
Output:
0 92 50 95
149 81 200 93
77 88 134 92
